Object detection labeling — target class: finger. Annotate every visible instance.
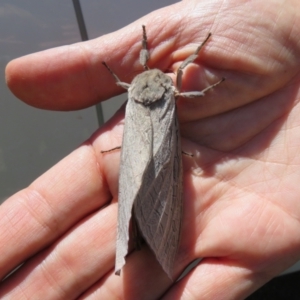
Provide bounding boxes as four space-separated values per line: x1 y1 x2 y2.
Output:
162 258 268 300
0 204 117 299
79 246 173 300
180 77 299 150
0 138 110 280
6 0 300 122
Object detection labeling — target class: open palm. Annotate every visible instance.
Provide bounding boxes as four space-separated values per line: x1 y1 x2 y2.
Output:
1 0 300 299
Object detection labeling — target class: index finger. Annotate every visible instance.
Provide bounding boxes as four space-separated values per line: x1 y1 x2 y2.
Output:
5 2 228 113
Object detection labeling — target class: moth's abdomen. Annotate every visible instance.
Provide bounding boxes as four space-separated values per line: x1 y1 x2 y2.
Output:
129 69 174 105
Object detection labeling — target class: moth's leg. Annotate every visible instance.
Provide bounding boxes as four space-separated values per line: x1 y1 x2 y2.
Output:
140 25 150 70
176 33 211 91
101 146 121 154
102 62 131 90
178 77 225 98
182 151 193 157
175 32 224 98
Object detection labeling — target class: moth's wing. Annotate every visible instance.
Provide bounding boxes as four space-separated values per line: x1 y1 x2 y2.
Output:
115 98 152 275
134 95 182 279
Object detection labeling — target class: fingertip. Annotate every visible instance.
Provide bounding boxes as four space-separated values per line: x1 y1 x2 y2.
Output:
5 45 101 110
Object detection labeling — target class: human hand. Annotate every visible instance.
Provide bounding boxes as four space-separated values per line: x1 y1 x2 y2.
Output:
2 0 300 299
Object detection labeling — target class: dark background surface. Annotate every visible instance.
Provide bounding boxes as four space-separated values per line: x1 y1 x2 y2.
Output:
247 270 300 300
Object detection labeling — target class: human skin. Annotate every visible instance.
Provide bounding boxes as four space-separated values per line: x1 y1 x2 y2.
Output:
2 0 300 299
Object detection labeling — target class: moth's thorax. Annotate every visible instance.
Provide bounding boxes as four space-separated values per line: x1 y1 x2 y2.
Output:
129 69 174 105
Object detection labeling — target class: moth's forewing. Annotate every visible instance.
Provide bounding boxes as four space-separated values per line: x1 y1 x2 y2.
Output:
115 97 152 275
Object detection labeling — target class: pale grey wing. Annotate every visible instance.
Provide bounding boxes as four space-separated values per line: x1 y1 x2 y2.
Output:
134 96 182 279
115 98 152 275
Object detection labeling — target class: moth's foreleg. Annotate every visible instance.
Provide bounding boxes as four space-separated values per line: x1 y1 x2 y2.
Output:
102 62 130 90
175 32 225 98
140 25 150 70
178 77 225 98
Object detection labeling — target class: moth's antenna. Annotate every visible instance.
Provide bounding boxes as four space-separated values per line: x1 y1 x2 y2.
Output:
140 25 150 70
